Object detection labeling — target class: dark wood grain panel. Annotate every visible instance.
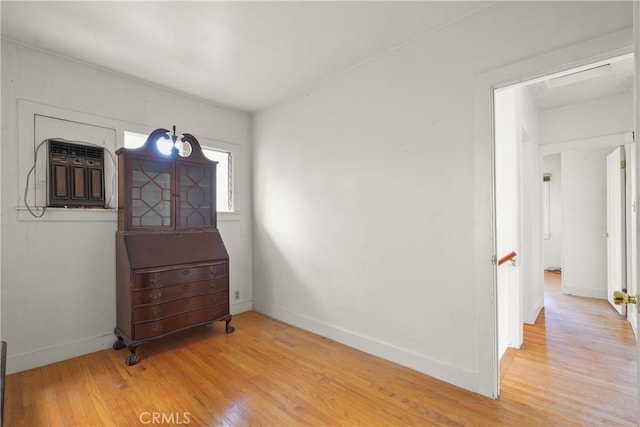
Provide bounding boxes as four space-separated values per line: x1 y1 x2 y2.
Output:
134 305 229 340
133 291 228 322
132 277 227 306
123 231 228 270
134 262 227 289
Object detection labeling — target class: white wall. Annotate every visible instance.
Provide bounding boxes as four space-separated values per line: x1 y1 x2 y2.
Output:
561 148 612 298
253 1 633 396
542 154 562 269
1 41 253 373
539 92 633 145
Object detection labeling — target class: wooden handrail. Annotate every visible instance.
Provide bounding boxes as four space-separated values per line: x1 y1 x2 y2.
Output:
498 251 517 266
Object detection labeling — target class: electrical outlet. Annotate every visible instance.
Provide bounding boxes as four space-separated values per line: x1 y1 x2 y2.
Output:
234 291 240 300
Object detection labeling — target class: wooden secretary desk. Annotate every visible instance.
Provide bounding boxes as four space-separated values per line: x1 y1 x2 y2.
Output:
113 127 233 366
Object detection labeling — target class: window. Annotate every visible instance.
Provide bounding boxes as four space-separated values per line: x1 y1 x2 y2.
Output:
123 131 147 149
201 148 233 212
124 131 233 212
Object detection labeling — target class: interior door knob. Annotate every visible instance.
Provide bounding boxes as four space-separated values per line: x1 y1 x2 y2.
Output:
602 232 609 238
613 290 637 305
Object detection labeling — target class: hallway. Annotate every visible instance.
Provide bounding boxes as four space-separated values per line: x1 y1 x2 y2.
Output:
500 271 637 425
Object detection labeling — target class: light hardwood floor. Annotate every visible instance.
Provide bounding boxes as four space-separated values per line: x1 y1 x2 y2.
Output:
5 271 637 426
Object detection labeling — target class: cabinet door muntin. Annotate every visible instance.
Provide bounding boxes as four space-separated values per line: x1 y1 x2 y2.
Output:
176 160 216 229
129 157 173 229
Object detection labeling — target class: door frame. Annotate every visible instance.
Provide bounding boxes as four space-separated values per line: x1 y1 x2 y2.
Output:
473 28 633 398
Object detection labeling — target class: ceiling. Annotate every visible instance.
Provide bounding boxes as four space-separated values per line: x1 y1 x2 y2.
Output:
1 1 493 112
1 1 634 113
527 55 635 111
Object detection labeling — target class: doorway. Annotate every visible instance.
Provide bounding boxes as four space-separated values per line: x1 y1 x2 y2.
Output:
494 53 636 393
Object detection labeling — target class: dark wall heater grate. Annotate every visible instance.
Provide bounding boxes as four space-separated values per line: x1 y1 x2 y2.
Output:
48 140 105 208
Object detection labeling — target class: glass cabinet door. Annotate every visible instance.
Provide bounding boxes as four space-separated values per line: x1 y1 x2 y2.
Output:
130 158 173 228
177 162 214 228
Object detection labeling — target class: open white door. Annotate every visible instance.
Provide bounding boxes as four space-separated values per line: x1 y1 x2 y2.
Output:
606 146 626 316
634 1 640 421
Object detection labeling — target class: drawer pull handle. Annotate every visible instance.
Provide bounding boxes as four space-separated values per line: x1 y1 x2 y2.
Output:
210 281 220 289
150 291 162 301
150 277 160 285
181 284 191 290
181 299 190 305
181 269 191 276
151 325 162 334
151 308 161 316
210 296 219 304
183 313 191 320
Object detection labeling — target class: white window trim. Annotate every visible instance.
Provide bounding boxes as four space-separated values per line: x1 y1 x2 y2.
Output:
17 100 119 222
200 146 233 213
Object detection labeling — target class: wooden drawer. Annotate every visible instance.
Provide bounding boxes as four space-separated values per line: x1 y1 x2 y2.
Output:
133 291 228 323
135 262 228 289
134 305 230 340
132 277 227 306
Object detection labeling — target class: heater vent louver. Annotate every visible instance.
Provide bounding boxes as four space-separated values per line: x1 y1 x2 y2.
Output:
49 140 104 160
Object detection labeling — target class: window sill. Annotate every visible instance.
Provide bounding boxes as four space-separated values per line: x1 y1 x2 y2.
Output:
218 211 242 222
16 207 242 223
16 206 118 222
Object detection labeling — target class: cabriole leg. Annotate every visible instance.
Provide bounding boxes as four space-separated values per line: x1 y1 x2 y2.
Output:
225 318 235 334
112 337 125 351
125 348 138 366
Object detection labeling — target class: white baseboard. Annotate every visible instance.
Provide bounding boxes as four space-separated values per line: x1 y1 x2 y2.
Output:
231 300 253 315
562 286 607 299
6 332 115 375
524 299 544 325
253 301 480 395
